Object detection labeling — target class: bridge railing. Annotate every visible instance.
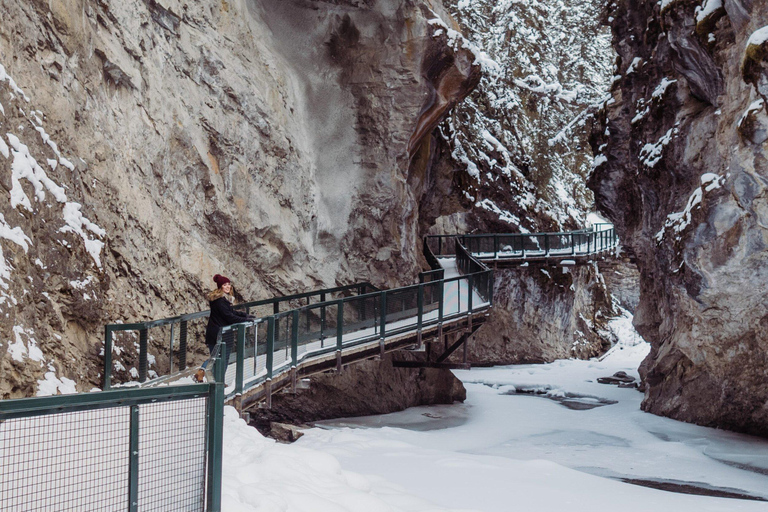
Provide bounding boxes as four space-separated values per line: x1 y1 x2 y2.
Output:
0 343 228 512
425 224 617 261
103 282 377 389
215 236 492 398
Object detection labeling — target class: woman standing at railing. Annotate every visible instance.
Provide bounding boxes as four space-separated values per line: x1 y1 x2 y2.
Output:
205 274 253 361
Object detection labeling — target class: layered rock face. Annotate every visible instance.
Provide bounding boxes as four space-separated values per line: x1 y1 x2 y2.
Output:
591 0 768 435
0 0 480 396
464 263 614 365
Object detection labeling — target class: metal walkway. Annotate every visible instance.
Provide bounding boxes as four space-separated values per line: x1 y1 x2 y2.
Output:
102 224 617 412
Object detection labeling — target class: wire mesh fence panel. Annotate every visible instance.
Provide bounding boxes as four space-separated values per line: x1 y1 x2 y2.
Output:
341 294 379 344
496 235 522 255
422 281 441 318
384 288 419 330
521 234 544 253
320 302 339 347
222 328 238 387
272 313 293 371
442 277 468 316
179 316 210 370
0 408 130 512
296 304 328 359
425 236 456 257
256 321 268 378
239 323 260 383
146 324 173 380
464 236 495 256
138 398 207 512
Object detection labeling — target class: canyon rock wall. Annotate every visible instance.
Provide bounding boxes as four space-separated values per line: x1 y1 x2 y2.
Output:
424 0 613 235
591 0 768 435
0 0 480 396
465 263 614 365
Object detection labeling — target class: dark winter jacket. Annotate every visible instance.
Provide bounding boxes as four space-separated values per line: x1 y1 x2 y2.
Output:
205 289 251 349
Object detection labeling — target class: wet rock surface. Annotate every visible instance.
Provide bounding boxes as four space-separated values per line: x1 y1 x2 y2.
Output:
591 0 768 435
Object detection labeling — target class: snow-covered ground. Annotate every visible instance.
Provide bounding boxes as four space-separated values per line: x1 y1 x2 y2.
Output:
222 312 768 511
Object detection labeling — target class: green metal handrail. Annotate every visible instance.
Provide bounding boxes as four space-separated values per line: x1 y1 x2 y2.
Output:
103 281 377 389
215 235 493 400
425 224 618 260
104 225 613 392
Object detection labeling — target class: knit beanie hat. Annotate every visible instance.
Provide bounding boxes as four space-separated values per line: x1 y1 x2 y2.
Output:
213 274 231 288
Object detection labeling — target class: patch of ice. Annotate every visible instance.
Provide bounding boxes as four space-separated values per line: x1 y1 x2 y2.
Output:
6 133 67 210
695 0 723 23
655 173 725 242
746 25 768 47
652 77 677 100
37 368 77 396
737 98 765 128
0 63 30 102
475 198 520 225
639 127 676 168
59 202 106 268
626 57 643 74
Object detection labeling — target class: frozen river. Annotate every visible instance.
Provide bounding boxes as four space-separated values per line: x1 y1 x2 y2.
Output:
221 309 768 511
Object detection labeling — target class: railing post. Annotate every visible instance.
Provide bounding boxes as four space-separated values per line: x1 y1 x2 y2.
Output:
266 317 275 381
521 235 526 258
336 300 344 372
320 292 326 344
417 284 424 346
291 310 299 367
128 404 139 512
467 274 474 313
544 234 550 256
104 327 113 390
138 328 148 383
489 269 495 305
206 342 225 512
437 280 444 346
273 302 279 315
379 291 387 357
571 233 575 255
168 323 175 375
235 324 245 396
291 310 299 392
179 320 188 370
493 234 498 259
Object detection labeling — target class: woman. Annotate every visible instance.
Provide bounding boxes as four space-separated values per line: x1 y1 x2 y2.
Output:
205 274 252 360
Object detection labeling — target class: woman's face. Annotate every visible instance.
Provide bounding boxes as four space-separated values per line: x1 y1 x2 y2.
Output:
222 282 232 294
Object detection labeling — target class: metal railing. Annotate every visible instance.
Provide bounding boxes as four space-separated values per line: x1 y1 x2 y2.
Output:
209 236 492 400
425 223 618 260
103 282 378 389
103 225 615 400
0 343 228 512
